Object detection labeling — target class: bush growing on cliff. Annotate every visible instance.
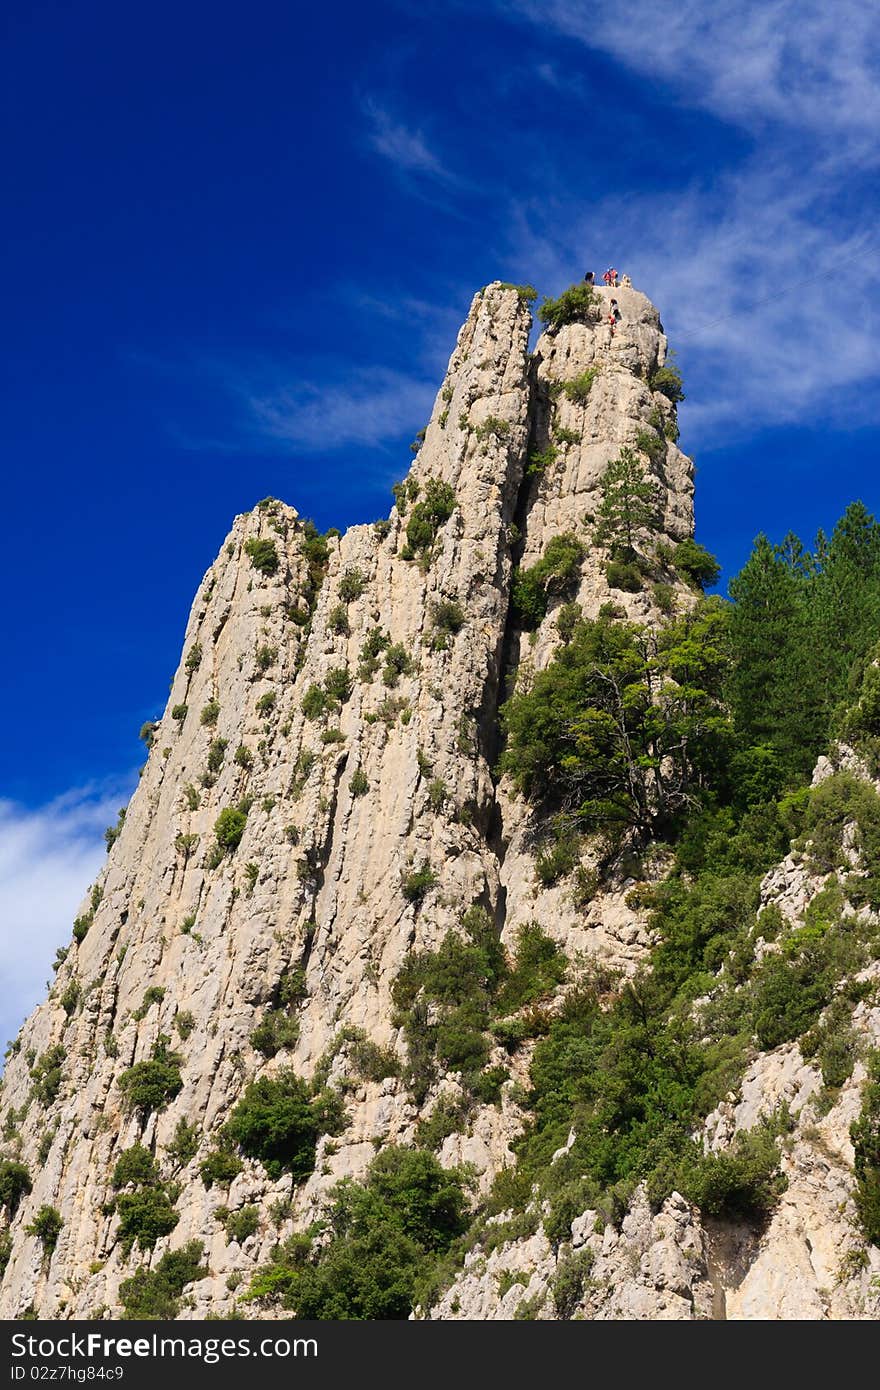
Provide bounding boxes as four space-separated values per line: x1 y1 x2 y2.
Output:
0 1159 32 1214
31 1045 66 1106
649 361 685 403
119 1241 207 1319
678 1121 788 1219
404 478 457 559
115 1186 180 1254
199 1146 244 1189
247 1147 469 1318
213 804 248 853
673 539 721 591
244 538 280 576
500 602 731 837
26 1205 63 1254
112 1145 159 1188
562 368 599 406
593 448 660 558
223 1070 343 1182
250 1008 301 1059
338 567 366 602
851 1050 880 1245
537 284 597 331
117 1041 183 1116
512 533 585 629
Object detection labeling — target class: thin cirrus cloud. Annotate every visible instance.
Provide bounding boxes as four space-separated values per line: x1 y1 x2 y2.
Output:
0 782 134 1053
247 364 438 450
488 0 880 437
504 164 880 437
506 0 880 151
362 97 453 180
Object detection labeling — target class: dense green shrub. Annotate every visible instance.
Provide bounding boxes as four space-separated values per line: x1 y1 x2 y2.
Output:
223 1205 259 1245
496 923 566 1013
551 1248 594 1318
251 1009 300 1059
338 568 366 602
199 1147 244 1188
562 368 599 406
605 559 642 591
392 907 509 1101
474 416 510 443
634 428 666 465
244 538 280 576
500 603 731 836
324 666 353 704
234 743 253 769
59 980 81 1015
430 599 465 636
200 699 220 726
31 1045 66 1106
851 1050 880 1245
327 603 350 636
538 284 597 331
649 362 685 403
405 478 457 558
383 644 415 687
678 1123 787 1219
115 1186 179 1254
119 1241 207 1319
301 683 330 720
401 862 437 904
358 627 390 681
223 1070 340 1181
673 539 721 591
213 805 248 852
26 1205 63 1254
206 737 227 775
117 1042 183 1116
72 912 92 944
171 703 188 722
247 1147 468 1318
255 644 277 673
165 1118 199 1168
350 767 370 797
112 1145 159 1188
512 533 585 629
526 444 559 476
0 1159 32 1213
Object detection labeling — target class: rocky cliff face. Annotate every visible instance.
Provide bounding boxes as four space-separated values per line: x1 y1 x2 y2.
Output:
3 280 875 1321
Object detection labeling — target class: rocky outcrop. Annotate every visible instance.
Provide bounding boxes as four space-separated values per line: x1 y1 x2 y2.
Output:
8 278 872 1322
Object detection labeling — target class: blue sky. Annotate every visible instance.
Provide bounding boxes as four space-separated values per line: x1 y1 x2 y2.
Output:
2 0 880 1044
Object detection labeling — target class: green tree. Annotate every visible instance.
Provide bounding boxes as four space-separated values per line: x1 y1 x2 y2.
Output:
247 1147 468 1318
726 534 816 775
500 604 731 837
593 448 660 557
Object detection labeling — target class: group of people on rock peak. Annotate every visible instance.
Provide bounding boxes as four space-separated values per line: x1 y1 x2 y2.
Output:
582 269 625 335
583 268 627 287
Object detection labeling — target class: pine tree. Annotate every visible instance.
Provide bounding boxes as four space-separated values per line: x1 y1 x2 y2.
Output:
593 447 660 556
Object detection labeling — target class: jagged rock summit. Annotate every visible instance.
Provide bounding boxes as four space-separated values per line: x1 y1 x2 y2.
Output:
3 279 876 1321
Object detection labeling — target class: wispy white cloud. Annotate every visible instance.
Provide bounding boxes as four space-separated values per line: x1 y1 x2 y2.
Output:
505 166 880 438
247 365 438 449
0 782 134 1052
490 0 880 436
507 0 880 153
362 97 452 179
